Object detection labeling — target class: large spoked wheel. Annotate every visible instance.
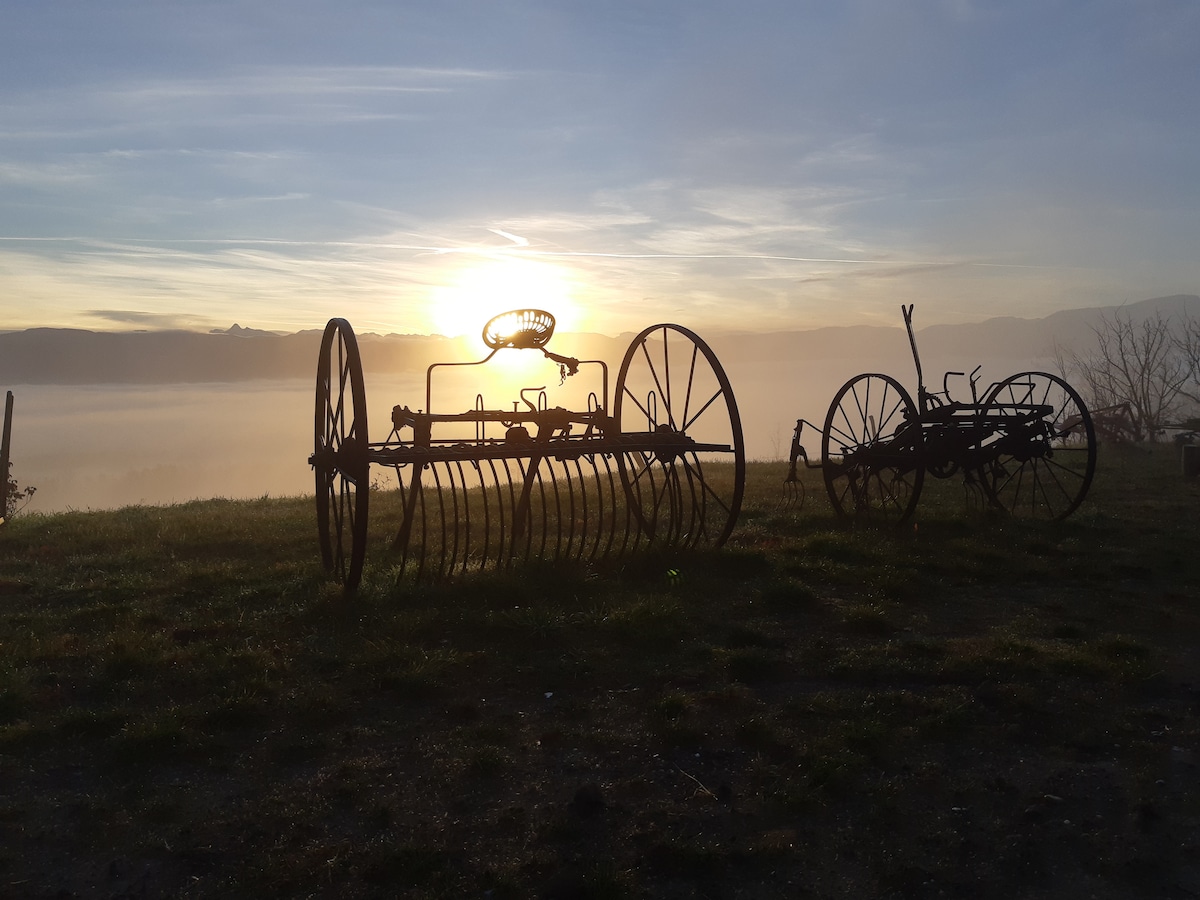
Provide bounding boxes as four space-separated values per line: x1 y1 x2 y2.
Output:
822 373 924 524
313 318 370 591
614 324 745 549
981 371 1096 520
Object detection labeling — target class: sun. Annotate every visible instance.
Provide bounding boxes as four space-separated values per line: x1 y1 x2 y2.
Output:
428 259 580 342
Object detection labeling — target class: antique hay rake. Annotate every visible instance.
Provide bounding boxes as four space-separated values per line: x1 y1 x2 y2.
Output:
785 305 1097 523
310 309 745 590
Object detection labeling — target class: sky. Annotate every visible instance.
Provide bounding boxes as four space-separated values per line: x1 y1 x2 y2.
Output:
1 0 1198 338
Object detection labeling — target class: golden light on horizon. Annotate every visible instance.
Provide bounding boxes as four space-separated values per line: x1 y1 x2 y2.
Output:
428 258 582 340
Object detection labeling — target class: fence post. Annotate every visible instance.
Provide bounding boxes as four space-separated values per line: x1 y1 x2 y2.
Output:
1183 443 1200 478
1 391 12 520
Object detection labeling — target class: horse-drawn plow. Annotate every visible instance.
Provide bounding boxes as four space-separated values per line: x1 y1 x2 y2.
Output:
311 309 745 590
786 305 1097 523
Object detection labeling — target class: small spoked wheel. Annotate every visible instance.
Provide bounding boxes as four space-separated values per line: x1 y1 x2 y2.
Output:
981 371 1096 520
822 373 924 524
614 323 745 548
313 318 370 591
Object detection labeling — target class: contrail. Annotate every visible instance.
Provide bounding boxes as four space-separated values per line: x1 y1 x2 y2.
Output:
487 228 529 247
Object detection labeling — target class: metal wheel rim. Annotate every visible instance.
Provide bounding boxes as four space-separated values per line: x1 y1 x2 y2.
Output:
821 372 924 524
314 318 370 591
613 323 745 548
981 371 1096 520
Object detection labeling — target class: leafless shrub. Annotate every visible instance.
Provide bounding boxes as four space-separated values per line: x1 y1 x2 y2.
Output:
1057 310 1199 441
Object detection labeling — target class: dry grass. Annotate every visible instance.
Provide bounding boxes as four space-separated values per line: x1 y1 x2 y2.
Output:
1 445 1198 897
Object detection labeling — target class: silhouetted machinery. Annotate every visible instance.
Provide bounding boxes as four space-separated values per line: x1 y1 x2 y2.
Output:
785 305 1096 522
310 309 744 590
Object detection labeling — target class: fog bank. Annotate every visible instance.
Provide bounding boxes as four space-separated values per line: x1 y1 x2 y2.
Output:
8 348 1049 514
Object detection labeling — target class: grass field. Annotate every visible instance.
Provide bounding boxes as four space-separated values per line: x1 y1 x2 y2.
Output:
1 445 1198 898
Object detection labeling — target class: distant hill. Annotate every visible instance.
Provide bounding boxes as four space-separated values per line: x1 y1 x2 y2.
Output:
707 294 1200 364
1 295 1197 385
0 327 475 385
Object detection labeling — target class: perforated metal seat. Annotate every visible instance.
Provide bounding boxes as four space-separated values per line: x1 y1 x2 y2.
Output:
482 309 556 350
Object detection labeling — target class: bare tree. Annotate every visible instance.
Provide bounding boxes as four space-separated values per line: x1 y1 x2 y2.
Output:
1176 317 1200 410
1058 311 1195 441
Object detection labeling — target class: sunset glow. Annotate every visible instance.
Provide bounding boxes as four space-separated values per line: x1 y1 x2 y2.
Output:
428 259 582 341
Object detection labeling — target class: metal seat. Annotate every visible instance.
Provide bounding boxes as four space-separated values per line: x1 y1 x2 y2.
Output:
482 309 556 350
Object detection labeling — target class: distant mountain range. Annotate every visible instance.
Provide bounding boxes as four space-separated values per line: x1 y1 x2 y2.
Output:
1 294 1197 385
707 294 1200 365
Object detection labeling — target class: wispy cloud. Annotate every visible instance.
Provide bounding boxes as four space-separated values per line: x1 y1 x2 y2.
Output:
121 65 509 96
0 159 101 185
0 65 515 144
209 192 310 206
83 309 201 329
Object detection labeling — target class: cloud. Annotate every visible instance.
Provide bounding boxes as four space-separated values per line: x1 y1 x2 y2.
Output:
209 192 310 207
0 65 514 140
84 309 201 329
0 159 103 186
104 66 477 103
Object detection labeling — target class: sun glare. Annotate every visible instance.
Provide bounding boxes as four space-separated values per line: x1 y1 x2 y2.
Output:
422 259 598 413
429 259 580 341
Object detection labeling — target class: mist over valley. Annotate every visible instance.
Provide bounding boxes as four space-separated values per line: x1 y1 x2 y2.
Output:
6 296 1196 513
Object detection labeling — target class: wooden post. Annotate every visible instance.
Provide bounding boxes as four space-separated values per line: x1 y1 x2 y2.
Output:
0 391 12 521
1183 443 1200 478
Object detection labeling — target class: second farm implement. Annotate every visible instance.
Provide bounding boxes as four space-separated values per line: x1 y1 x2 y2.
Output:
786 305 1097 523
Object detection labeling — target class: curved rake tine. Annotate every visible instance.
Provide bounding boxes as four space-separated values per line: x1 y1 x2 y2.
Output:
780 479 800 511
503 456 524 569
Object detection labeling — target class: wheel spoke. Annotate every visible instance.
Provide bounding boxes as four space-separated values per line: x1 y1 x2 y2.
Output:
849 382 871 442
621 382 654 427
682 387 725 435
828 414 862 451
1037 454 1078 495
681 342 700 432
628 451 656 488
681 455 733 518
637 330 673 429
876 397 908 437
660 327 675 431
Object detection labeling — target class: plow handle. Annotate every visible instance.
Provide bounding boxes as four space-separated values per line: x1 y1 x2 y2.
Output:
902 304 927 411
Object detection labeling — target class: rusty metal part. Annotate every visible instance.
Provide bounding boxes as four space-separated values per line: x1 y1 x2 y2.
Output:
822 372 925 524
310 310 745 590
980 371 1096 520
780 418 809 511
313 318 370 592
791 306 1097 524
1087 402 1138 443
